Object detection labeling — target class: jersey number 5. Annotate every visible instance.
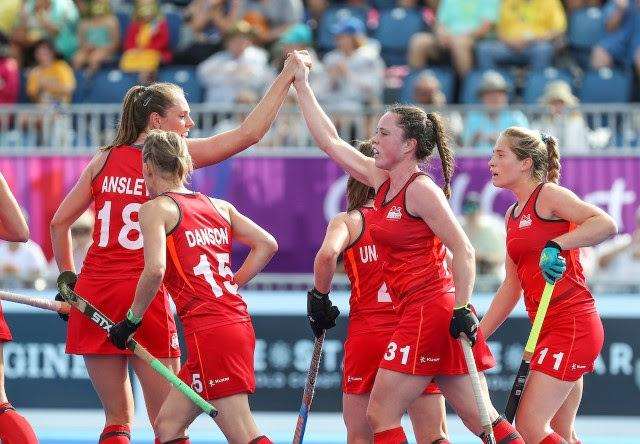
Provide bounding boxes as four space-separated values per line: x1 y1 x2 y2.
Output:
193 253 238 297
97 201 142 250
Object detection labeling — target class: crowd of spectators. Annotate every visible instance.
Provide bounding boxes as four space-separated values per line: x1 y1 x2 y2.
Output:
0 0 639 151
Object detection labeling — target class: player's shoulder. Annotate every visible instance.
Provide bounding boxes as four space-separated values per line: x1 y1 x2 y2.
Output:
407 174 442 198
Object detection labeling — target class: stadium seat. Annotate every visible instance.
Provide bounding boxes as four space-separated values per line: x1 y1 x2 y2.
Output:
460 69 516 104
579 68 632 103
569 7 604 50
374 7 426 66
373 0 397 11
316 6 368 54
400 67 455 104
80 69 138 103
116 11 130 45
158 66 203 103
164 9 183 51
523 68 574 104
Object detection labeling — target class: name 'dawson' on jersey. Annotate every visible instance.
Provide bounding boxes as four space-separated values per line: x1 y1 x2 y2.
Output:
185 227 229 248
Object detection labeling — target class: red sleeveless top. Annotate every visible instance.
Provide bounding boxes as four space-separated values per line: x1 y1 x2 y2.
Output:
506 183 595 323
370 172 454 307
162 192 250 335
343 207 398 336
83 145 149 278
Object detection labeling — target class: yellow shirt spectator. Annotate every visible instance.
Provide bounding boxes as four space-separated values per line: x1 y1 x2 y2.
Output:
26 59 76 103
497 0 567 42
0 0 22 37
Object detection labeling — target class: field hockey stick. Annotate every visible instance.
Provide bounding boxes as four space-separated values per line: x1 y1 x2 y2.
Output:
56 271 218 419
504 282 555 423
0 289 70 314
292 331 325 444
460 334 496 444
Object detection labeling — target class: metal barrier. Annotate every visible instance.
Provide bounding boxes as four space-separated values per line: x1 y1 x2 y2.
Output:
1 103 640 154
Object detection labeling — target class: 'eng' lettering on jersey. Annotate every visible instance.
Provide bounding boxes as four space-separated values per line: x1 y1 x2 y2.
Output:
185 227 229 247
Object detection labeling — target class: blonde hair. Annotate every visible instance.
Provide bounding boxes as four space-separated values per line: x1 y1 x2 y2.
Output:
142 130 193 185
501 127 560 183
103 82 184 151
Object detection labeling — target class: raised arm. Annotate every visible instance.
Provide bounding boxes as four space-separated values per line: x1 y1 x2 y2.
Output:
293 63 387 188
406 178 475 307
50 153 106 272
313 213 351 293
0 173 29 241
224 201 278 287
186 50 311 168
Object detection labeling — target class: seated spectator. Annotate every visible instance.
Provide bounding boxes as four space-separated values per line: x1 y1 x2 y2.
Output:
0 0 22 42
408 0 499 77
0 209 48 290
532 80 591 152
462 70 528 150
120 0 171 83
322 17 385 112
26 39 75 103
72 0 119 77
475 0 566 70
412 71 463 144
238 0 304 46
594 206 639 288
591 0 640 72
197 20 272 104
0 35 19 105
14 0 79 63
459 192 506 280
173 0 241 65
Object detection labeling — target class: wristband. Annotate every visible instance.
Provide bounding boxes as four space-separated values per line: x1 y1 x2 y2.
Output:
544 240 563 251
126 309 143 324
454 303 470 311
310 287 329 298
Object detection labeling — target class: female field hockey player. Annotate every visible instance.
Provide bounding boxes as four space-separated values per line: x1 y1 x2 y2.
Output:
312 140 448 444
108 130 277 444
293 58 524 444
50 51 310 443
0 173 37 443
480 128 617 444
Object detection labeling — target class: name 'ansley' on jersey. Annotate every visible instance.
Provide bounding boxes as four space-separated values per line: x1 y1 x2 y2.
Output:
185 227 229 248
100 176 149 197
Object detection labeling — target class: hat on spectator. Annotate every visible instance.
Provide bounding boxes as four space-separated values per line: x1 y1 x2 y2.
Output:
279 24 312 46
477 70 509 96
332 16 366 36
540 80 578 107
226 20 257 40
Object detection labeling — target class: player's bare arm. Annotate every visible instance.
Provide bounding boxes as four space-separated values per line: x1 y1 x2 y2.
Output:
50 151 109 272
406 176 475 307
0 173 29 242
537 183 617 250
314 213 352 293
129 197 178 318
293 65 387 189
219 199 278 287
187 51 312 168
480 253 522 339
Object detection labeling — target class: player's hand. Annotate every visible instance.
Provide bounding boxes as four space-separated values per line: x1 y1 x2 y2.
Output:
108 310 142 350
449 303 479 346
54 271 76 322
539 240 566 284
307 288 339 338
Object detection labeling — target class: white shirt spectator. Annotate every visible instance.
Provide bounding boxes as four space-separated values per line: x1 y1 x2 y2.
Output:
197 34 272 104
0 240 48 288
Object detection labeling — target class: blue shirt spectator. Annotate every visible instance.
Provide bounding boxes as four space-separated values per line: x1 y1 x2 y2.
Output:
591 0 640 69
462 71 529 150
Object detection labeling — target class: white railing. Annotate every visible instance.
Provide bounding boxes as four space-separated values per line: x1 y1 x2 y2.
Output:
1 103 640 155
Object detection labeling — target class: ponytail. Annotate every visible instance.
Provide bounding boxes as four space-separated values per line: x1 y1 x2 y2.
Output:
542 133 561 184
346 140 376 211
426 112 454 199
